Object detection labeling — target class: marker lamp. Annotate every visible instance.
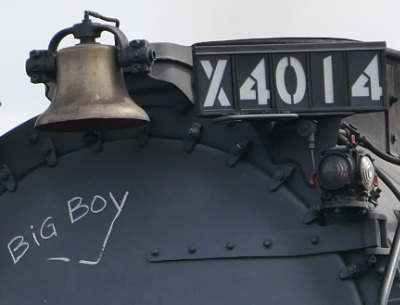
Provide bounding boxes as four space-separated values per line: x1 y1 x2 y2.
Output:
359 156 375 190
318 154 351 189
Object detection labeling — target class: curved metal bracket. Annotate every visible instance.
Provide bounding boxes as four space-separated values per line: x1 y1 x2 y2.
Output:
48 23 130 55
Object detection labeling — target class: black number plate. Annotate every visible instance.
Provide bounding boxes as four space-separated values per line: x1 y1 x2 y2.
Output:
193 41 387 116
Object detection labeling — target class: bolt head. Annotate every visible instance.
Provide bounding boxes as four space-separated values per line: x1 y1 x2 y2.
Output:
347 264 357 273
274 170 285 181
263 240 273 249
30 50 40 58
311 205 320 214
31 74 40 83
151 249 159 257
188 245 197 254
311 236 319 245
30 133 39 144
226 242 235 251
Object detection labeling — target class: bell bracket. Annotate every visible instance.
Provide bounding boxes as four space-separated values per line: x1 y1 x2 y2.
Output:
26 11 156 84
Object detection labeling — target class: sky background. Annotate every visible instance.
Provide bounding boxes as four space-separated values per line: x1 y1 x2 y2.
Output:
1 0 399 135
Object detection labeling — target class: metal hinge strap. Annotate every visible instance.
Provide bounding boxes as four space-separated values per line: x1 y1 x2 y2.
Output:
147 219 382 262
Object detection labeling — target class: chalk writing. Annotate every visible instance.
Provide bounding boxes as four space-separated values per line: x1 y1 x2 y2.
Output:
67 197 89 224
6 191 129 266
8 236 29 264
8 216 57 264
48 191 128 265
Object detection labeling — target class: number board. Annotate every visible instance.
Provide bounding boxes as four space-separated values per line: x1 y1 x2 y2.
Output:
193 41 387 116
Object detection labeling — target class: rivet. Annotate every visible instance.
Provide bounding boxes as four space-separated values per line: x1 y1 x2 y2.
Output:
311 236 319 245
31 50 40 58
263 239 273 249
30 133 39 144
31 74 40 82
188 245 197 254
311 205 320 214
347 264 357 273
226 241 235 251
151 249 159 257
274 170 285 181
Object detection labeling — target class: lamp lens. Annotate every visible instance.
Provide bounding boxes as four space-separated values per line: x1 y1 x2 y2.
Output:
360 156 375 189
319 155 350 189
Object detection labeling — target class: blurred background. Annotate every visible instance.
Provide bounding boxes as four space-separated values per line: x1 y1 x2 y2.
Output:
1 0 399 135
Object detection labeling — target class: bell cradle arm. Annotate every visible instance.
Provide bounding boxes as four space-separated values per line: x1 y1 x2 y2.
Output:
26 11 156 85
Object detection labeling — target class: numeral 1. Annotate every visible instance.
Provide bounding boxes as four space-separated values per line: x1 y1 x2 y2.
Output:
323 56 334 104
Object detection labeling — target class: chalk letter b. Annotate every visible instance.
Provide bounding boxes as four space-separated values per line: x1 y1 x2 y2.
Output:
8 236 29 264
68 197 89 224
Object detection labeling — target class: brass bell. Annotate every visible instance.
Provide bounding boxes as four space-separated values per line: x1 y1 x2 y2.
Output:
27 11 151 132
36 44 149 132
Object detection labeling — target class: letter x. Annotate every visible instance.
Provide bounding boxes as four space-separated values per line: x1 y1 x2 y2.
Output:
201 60 231 107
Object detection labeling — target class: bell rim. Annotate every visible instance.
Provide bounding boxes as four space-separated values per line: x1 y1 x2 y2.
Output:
34 117 150 132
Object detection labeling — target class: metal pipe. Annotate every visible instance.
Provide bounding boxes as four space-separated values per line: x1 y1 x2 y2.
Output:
360 137 400 166
376 214 400 305
376 168 400 201
376 167 400 305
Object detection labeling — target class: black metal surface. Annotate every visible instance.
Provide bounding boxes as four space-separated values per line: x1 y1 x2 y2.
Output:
386 55 400 156
10 25 400 304
0 128 360 305
269 165 294 192
192 37 359 47
0 95 378 305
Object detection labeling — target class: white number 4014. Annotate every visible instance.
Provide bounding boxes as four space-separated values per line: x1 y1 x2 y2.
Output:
239 54 383 106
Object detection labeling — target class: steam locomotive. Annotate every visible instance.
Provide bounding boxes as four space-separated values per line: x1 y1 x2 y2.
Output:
1 11 400 305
